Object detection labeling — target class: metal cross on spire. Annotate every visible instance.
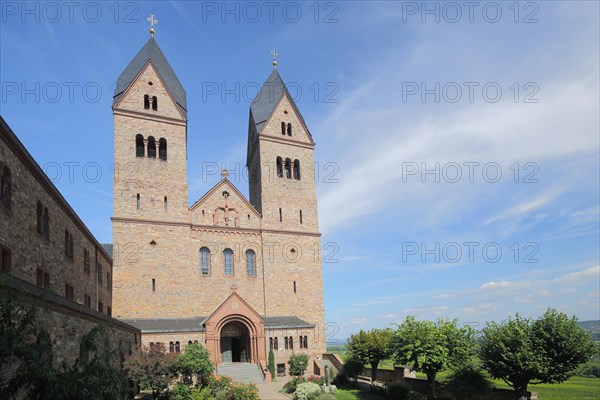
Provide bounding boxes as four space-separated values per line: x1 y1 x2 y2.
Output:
270 48 280 69
147 14 159 36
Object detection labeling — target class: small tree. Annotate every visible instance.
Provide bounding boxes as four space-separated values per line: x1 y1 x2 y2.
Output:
346 328 392 382
443 363 492 400
288 353 309 376
174 342 213 386
268 349 276 380
123 343 177 399
390 316 475 396
342 357 365 383
481 309 596 400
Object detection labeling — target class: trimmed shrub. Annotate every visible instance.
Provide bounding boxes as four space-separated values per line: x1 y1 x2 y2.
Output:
386 381 411 400
442 363 492 400
294 382 322 400
332 370 349 385
208 374 233 395
268 350 276 380
579 364 600 378
283 376 307 393
341 357 364 381
289 353 310 376
227 382 260 400
171 383 192 400
190 386 215 400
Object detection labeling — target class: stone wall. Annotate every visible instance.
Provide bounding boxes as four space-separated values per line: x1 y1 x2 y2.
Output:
359 367 537 400
0 117 113 317
2 273 140 370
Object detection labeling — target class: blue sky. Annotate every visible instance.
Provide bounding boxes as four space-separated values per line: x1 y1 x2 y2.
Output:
1 1 598 339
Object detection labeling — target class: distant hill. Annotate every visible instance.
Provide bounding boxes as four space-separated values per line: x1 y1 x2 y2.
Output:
578 320 600 341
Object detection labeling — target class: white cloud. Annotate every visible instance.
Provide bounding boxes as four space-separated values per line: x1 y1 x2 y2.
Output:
553 266 600 285
460 303 501 316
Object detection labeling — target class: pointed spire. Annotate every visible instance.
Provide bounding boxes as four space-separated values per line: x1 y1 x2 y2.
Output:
113 36 187 118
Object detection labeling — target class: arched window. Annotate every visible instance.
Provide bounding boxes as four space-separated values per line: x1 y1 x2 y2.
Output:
276 157 283 178
224 248 233 276
200 247 210 275
159 138 167 160
1 165 12 209
281 122 286 135
175 341 180 353
304 335 308 348
147 136 156 158
136 134 144 157
37 201 43 234
152 96 158 111
169 342 174 353
269 337 274 350
293 160 301 180
144 95 150 110
43 207 50 240
299 336 304 349
274 337 279 350
284 337 289 350
287 123 292 136
289 337 293 350
188 340 192 346
284 158 291 179
246 249 255 276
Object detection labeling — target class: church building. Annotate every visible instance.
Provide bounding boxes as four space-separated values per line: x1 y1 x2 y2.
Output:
111 33 327 380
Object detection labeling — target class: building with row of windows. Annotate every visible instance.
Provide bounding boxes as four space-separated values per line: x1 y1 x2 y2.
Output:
0 117 139 372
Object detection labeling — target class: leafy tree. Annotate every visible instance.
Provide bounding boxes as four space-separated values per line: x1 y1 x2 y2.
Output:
442 362 492 400
347 328 393 382
174 342 213 386
268 349 276 380
480 309 596 400
0 280 130 400
390 316 476 396
341 357 365 382
123 343 177 399
288 353 309 376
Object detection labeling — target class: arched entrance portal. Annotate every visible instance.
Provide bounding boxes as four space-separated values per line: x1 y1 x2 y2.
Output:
220 321 250 363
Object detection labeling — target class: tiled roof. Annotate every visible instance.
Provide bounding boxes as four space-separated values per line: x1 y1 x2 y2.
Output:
113 37 187 118
121 315 315 333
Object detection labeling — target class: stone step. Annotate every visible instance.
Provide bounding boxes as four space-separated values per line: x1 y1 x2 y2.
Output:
216 363 265 384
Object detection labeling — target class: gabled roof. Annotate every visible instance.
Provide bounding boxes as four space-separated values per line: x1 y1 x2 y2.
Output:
113 37 187 118
189 178 262 219
249 69 311 137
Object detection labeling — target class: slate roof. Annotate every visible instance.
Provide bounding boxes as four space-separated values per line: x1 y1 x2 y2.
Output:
101 243 113 259
120 316 315 333
249 69 311 138
113 37 187 118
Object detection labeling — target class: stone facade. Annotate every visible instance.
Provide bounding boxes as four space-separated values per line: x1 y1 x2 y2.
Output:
0 117 140 372
111 38 326 375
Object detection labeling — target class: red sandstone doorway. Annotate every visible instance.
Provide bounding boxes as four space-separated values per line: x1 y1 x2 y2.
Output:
220 321 250 363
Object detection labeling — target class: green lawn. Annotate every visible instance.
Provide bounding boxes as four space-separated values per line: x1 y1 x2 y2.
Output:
491 376 600 400
326 347 600 400
411 372 600 400
333 386 385 400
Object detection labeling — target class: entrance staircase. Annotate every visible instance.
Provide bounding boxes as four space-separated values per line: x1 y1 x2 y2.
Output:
216 363 265 384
